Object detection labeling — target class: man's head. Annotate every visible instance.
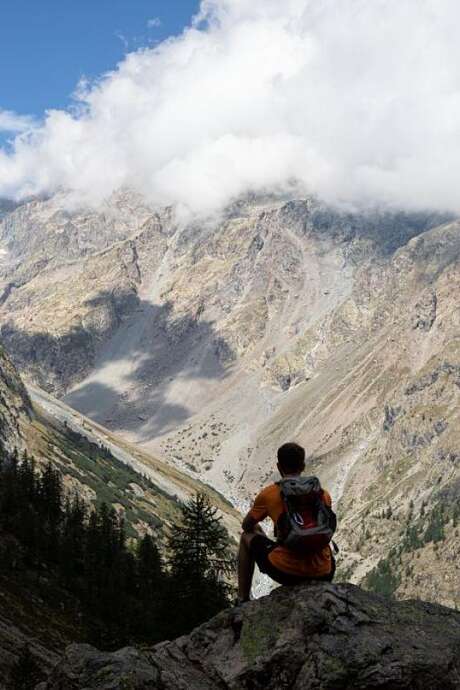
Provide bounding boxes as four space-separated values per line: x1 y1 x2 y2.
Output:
277 442 306 476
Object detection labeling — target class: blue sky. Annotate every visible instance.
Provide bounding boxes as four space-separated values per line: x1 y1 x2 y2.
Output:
1 0 200 119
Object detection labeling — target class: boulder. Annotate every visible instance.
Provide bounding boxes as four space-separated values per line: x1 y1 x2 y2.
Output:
39 583 460 689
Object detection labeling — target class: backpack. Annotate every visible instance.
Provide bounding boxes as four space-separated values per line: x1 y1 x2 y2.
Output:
275 476 337 553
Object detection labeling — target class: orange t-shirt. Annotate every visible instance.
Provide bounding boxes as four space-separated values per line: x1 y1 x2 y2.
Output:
248 482 333 577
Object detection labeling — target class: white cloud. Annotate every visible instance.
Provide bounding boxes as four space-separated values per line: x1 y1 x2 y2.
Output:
2 0 460 215
0 109 36 134
147 17 162 29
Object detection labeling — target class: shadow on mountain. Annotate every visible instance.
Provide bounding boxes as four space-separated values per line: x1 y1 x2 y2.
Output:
1 290 235 438
66 379 192 438
277 199 454 256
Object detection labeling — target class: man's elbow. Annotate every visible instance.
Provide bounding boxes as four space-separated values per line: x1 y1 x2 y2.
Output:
242 515 257 533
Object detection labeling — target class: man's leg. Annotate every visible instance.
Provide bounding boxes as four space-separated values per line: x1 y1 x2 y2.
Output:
237 525 265 601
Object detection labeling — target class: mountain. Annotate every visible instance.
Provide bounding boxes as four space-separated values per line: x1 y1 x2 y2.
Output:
0 343 237 539
0 190 458 606
0 343 238 684
38 582 460 689
0 199 18 221
0 342 32 451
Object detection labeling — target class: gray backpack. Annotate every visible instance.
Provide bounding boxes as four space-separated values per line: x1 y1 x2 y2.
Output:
275 476 337 553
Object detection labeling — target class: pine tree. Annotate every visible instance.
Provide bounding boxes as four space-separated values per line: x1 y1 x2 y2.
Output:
60 494 87 585
138 534 163 585
135 534 165 639
18 451 37 502
38 463 60 517
167 492 234 634
37 462 63 562
0 449 19 531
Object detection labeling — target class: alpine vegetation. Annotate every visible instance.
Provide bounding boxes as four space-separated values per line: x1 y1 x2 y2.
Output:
0 451 234 650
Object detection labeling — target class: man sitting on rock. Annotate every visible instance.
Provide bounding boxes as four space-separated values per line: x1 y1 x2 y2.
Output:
237 442 336 602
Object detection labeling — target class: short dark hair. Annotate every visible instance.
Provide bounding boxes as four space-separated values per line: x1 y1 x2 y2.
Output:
277 442 305 474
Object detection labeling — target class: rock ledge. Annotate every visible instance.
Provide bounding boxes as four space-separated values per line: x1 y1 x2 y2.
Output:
39 583 460 689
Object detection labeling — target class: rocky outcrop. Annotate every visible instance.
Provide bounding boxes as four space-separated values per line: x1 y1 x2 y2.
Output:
39 583 460 690
0 344 32 450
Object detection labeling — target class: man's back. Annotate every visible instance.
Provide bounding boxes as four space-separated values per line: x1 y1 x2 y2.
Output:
248 482 333 577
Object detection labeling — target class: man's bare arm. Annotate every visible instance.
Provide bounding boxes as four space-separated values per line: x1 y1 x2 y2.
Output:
241 512 258 533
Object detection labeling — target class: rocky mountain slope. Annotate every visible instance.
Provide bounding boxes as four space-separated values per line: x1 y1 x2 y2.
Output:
37 582 460 689
0 342 238 685
0 190 458 605
0 344 237 540
0 343 33 450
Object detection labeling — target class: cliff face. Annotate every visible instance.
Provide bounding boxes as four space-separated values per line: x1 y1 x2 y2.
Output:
0 192 459 605
38 583 460 690
0 344 32 451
